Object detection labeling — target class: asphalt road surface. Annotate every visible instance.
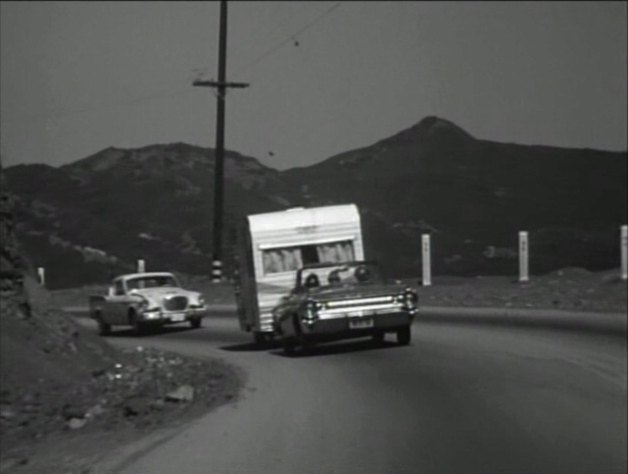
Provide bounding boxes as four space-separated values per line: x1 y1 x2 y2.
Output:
81 311 626 474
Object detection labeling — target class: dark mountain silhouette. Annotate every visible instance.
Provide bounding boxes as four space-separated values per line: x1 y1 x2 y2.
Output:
282 117 626 277
4 117 626 288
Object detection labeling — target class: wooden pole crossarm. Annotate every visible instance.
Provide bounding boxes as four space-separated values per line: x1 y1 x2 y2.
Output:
193 80 250 89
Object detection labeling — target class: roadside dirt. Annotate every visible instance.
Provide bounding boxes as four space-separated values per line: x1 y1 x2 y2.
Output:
0 278 244 474
414 267 627 314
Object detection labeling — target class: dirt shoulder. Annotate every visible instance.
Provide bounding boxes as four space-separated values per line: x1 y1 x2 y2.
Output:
410 267 627 314
0 279 244 474
0 349 244 474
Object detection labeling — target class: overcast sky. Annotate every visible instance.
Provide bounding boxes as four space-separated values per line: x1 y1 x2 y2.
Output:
1 1 626 170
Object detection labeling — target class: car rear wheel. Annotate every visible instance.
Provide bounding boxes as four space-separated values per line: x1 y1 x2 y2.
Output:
396 326 411 345
372 330 385 344
299 337 314 355
282 337 296 355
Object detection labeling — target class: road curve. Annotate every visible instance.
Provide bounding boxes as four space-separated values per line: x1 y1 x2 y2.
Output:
81 311 627 474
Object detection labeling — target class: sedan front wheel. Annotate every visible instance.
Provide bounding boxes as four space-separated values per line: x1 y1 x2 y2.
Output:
129 311 144 336
96 313 111 336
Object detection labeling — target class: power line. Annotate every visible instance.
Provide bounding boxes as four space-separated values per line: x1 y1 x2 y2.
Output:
7 4 341 123
232 2 342 77
229 3 292 58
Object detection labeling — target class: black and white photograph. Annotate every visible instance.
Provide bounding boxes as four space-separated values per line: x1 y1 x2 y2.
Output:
1 2 626 473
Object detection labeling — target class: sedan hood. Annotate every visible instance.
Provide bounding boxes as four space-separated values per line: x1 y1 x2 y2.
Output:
132 287 198 300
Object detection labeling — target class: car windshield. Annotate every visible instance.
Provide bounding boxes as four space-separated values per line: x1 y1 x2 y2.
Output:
127 275 179 290
298 262 384 289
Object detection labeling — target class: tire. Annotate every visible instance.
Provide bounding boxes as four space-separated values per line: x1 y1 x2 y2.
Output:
293 315 313 355
190 317 202 329
372 330 385 344
298 336 314 355
253 332 266 346
282 337 296 355
396 326 411 345
129 310 144 336
96 312 111 336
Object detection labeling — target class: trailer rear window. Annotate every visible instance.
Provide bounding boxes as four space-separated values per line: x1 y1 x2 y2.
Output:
262 241 355 274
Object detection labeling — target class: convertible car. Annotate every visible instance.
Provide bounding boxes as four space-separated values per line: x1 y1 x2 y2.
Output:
272 261 418 354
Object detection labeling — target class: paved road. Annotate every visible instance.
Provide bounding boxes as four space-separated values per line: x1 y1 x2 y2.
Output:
79 311 626 474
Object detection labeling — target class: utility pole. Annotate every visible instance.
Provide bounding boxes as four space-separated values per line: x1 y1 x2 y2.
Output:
194 0 248 283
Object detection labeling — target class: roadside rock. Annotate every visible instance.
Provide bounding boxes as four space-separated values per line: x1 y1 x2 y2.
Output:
67 418 87 430
165 385 195 403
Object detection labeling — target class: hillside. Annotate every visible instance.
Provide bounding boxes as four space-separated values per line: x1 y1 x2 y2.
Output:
4 117 627 288
5 144 302 288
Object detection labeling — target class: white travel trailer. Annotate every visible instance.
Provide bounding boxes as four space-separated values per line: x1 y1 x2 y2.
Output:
234 204 365 343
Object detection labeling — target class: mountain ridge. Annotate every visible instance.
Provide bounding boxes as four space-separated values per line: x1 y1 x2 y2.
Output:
4 116 626 288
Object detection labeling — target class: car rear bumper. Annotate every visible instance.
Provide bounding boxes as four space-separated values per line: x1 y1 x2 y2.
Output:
285 311 414 340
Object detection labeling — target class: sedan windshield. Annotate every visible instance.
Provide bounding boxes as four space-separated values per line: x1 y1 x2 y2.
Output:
127 276 179 290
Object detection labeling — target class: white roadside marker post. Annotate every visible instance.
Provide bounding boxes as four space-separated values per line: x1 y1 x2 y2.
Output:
137 259 145 273
519 231 529 282
422 234 432 286
37 267 45 288
621 225 627 281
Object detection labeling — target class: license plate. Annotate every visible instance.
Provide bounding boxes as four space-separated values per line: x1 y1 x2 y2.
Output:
169 313 186 322
349 318 374 329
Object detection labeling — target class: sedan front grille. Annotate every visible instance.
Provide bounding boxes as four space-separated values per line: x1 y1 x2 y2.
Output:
163 296 188 311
